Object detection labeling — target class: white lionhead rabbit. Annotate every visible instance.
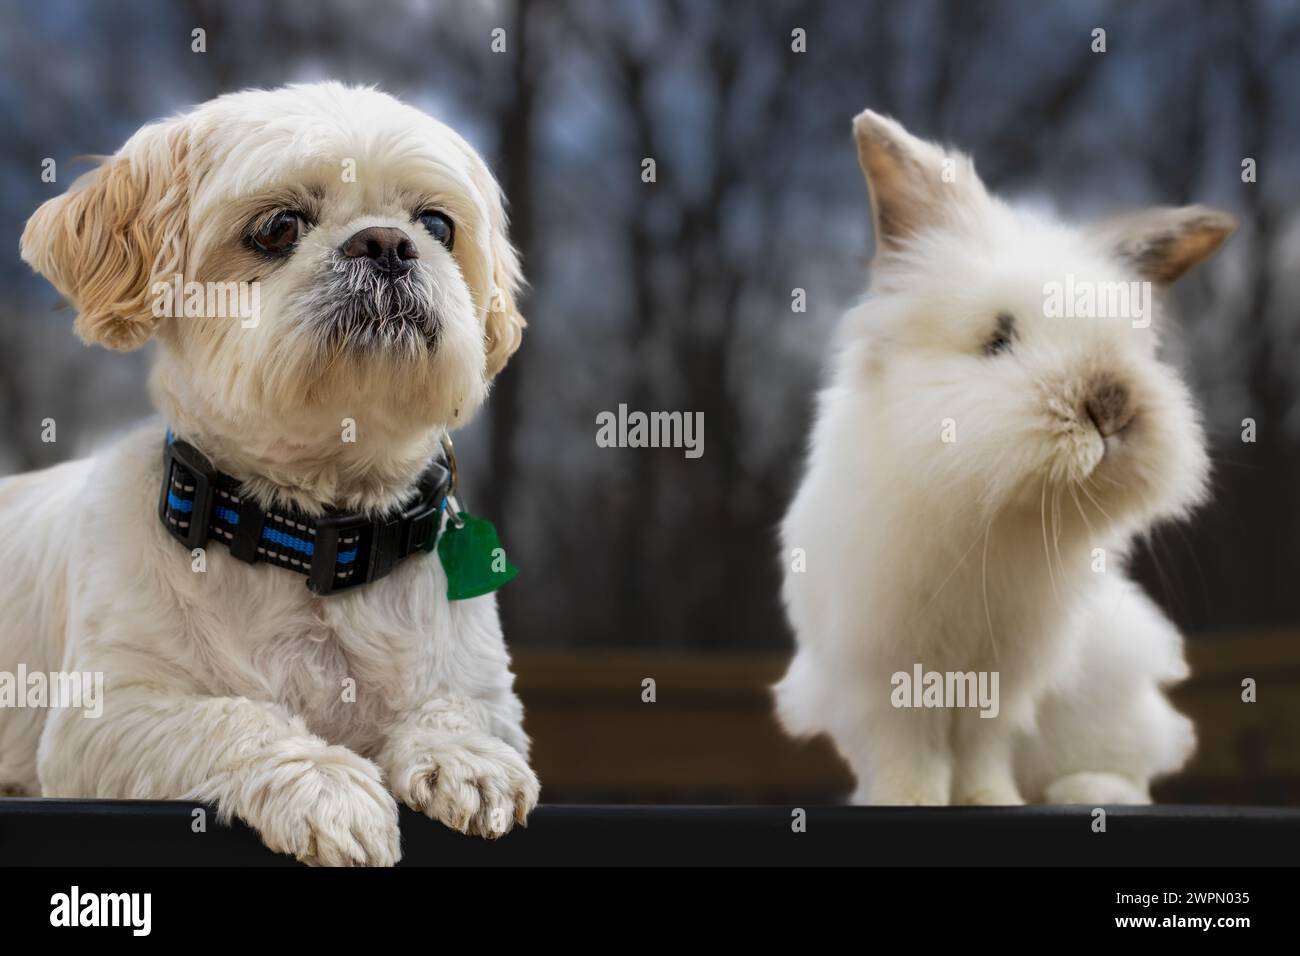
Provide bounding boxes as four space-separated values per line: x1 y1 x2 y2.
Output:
775 111 1235 806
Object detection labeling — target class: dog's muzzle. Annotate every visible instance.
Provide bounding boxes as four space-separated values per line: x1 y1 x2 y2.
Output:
296 242 441 353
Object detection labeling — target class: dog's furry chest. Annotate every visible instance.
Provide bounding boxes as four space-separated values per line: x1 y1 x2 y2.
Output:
246 609 400 750
177 563 443 751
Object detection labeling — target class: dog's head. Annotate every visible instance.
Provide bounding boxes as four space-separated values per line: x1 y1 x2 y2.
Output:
846 111 1234 539
21 82 523 449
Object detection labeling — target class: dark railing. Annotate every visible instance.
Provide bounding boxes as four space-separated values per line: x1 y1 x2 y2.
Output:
2 799 1297 866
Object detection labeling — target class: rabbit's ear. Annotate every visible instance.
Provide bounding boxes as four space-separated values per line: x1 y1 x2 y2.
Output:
852 110 984 254
1090 205 1237 285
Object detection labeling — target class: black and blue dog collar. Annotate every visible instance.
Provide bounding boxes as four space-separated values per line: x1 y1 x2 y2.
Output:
159 432 453 596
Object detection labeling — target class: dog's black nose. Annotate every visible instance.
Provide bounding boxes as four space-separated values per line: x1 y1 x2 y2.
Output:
340 227 419 276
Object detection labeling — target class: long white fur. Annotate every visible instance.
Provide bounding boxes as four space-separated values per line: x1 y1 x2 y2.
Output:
0 83 537 864
775 111 1228 806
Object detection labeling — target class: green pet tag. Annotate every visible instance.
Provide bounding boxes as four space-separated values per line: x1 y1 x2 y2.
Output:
429 510 519 601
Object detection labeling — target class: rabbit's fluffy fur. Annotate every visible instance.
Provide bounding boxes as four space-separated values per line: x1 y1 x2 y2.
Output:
775 111 1235 805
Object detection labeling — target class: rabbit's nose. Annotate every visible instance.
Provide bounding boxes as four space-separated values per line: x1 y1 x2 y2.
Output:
1084 376 1134 438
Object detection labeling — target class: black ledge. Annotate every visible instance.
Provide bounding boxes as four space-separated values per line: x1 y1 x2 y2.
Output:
1 799 1297 866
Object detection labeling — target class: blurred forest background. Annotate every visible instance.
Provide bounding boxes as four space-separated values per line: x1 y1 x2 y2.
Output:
2 0 1299 662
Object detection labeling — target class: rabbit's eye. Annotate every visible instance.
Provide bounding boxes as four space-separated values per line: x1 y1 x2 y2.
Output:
983 312 1016 357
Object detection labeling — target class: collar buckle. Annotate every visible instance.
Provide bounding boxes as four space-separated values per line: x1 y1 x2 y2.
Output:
306 511 372 596
305 458 452 597
159 438 215 551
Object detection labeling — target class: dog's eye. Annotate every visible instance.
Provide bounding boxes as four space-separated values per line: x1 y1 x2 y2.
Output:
983 312 1016 357
417 210 454 251
250 212 304 256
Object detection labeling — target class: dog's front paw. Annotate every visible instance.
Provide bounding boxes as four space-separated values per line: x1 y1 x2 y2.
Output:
390 734 539 839
239 743 402 866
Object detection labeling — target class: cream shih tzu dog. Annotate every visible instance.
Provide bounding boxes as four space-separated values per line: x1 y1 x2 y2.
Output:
1 82 538 865
775 111 1234 806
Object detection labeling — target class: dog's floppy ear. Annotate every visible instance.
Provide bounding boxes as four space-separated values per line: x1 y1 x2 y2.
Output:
458 136 526 378
20 117 192 351
1088 205 1237 285
853 110 984 254
483 220 526 378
